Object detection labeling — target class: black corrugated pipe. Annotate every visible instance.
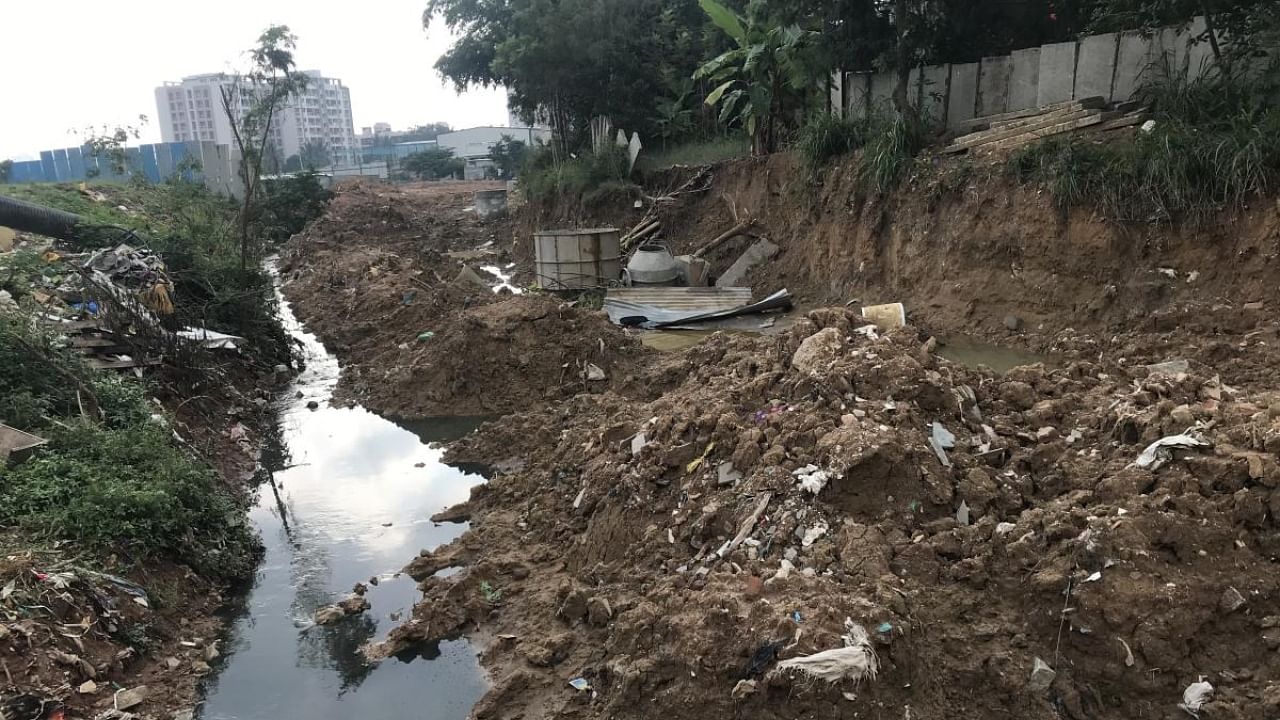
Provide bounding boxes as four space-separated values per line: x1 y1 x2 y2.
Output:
0 194 83 241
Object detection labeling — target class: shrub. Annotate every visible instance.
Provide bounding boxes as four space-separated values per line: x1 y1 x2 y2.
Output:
520 145 634 203
860 110 930 193
795 113 869 171
1010 65 1280 221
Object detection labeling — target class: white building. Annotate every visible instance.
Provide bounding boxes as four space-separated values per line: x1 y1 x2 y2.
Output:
438 126 551 179
155 71 358 167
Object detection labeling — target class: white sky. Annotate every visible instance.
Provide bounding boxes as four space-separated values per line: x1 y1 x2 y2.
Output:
0 0 509 161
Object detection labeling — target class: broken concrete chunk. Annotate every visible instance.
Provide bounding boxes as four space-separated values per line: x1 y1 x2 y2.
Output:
716 238 778 288
1027 658 1055 693
1146 359 1190 376
584 363 607 381
791 327 843 375
717 461 742 486
79 680 98 694
114 686 148 711
1220 586 1246 613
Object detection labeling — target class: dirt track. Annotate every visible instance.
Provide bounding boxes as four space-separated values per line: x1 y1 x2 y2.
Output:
282 170 1280 720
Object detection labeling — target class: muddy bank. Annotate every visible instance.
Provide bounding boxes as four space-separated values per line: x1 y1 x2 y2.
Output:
279 181 657 418
377 308 1280 720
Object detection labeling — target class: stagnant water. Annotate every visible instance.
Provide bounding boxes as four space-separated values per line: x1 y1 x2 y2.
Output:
198 289 489 719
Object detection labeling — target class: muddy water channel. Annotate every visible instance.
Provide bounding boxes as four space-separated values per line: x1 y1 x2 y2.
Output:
198 289 488 719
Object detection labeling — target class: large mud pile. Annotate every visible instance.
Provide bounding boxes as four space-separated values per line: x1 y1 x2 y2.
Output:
374 308 1280 720
279 181 655 417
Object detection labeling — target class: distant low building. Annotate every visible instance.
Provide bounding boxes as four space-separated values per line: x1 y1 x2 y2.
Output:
437 126 551 180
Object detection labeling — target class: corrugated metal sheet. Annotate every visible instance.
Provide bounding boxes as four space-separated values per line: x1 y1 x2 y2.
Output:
603 287 791 329
605 287 751 314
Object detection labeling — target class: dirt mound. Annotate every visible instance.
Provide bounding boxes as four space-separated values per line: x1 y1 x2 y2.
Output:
346 294 655 417
280 180 656 417
371 308 1280 720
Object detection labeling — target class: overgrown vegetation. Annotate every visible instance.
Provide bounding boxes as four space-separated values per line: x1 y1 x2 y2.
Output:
520 145 634 204
1010 65 1280 221
634 135 750 172
0 178 318 368
0 317 256 580
793 109 928 191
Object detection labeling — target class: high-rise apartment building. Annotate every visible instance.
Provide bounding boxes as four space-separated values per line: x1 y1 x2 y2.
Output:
155 71 357 167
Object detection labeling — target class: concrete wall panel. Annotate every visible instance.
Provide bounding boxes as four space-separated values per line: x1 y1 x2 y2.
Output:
978 56 1012 116
845 72 871 120
1113 32 1153 102
920 64 950 127
948 62 979 125
1037 42 1078 106
869 72 896 112
1008 49 1041 111
1075 33 1118 101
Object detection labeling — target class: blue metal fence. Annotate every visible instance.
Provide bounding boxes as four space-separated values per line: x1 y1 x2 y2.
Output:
7 141 210 185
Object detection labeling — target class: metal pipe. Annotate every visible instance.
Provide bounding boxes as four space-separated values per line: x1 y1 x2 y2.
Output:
0 194 83 241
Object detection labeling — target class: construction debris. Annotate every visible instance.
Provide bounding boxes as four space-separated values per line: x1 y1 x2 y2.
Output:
945 97 1111 154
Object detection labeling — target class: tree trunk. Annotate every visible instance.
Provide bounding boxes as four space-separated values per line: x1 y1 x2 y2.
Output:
892 0 911 113
1199 6 1228 75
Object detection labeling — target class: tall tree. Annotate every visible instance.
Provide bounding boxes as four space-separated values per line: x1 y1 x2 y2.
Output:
696 0 824 154
424 0 725 151
219 25 309 269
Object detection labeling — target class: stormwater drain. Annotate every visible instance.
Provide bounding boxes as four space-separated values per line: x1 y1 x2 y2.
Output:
197 278 489 719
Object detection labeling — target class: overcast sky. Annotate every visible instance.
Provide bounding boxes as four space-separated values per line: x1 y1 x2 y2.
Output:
1 0 509 160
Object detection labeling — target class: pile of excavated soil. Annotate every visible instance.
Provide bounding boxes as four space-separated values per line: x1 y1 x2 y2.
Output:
370 308 1280 720
280 180 657 417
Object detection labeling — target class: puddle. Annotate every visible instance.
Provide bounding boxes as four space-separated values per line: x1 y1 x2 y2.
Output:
198 278 488 719
639 330 717 352
935 335 1053 373
480 265 521 294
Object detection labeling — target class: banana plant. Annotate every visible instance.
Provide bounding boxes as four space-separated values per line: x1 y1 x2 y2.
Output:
694 0 822 155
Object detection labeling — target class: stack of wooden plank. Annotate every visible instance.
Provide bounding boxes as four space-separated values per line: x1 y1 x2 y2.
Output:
44 318 162 371
945 96 1113 154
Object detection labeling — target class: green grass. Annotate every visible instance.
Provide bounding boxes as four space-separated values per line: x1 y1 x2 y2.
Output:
794 114 869 172
1009 66 1280 221
0 316 257 580
635 135 750 172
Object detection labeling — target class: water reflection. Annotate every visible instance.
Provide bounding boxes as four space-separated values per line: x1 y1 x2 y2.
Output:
197 278 489 719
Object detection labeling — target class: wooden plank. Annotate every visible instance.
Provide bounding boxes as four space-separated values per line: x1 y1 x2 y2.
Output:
950 96 1107 133
945 109 1101 153
978 113 1108 152
70 337 128 349
1098 112 1150 131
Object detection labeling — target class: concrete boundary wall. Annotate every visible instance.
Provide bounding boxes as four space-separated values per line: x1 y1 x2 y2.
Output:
834 15 1223 129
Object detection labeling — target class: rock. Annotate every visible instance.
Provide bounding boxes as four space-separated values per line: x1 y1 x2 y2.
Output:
1003 314 1024 331
191 660 212 675
1002 381 1036 411
114 686 148 711
1036 427 1059 442
204 641 220 661
314 605 347 625
338 594 371 615
559 589 589 623
369 575 380 586
273 364 289 374
1027 658 1055 693
586 597 613 626
1170 404 1195 427
164 657 181 671
1220 587 1246 613
306 400 320 410
791 328 843 376
173 711 195 720
731 679 758 700
79 680 98 694
352 582 368 596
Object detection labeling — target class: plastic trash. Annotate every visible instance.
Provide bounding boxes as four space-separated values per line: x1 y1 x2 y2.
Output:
1134 433 1211 470
568 678 591 691
930 422 956 468
1178 679 1213 717
417 331 435 342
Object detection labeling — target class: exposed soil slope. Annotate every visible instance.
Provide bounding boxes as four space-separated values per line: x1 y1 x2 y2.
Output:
377 308 1280 720
279 181 656 417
